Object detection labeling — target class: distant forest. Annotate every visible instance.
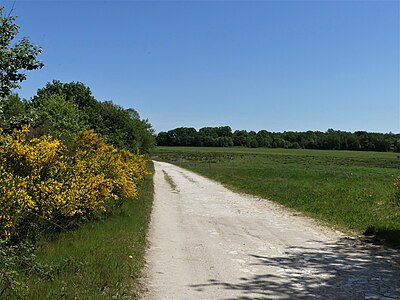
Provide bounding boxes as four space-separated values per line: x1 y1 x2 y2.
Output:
157 126 400 152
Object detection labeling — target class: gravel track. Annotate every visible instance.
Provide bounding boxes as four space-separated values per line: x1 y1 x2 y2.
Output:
143 161 400 299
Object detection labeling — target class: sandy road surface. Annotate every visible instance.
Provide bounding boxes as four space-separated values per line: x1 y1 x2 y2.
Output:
143 161 400 299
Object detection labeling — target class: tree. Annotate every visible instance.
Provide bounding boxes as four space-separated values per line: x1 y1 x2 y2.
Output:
32 81 155 153
33 81 104 132
215 126 233 137
0 93 29 131
0 6 44 98
28 94 87 141
97 100 155 153
257 130 273 147
35 80 97 110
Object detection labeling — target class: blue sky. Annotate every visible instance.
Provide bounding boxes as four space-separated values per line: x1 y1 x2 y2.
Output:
4 0 400 133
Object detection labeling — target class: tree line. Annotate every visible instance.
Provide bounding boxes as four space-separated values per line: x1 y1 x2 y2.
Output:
0 80 155 153
157 126 400 152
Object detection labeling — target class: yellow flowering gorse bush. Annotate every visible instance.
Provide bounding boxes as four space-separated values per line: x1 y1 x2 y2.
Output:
0 127 149 239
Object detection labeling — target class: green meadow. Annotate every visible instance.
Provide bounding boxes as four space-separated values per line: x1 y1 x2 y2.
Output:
153 147 400 247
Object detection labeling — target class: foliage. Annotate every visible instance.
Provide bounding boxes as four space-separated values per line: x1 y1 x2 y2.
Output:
0 240 52 299
32 80 102 132
0 81 155 153
0 127 149 242
394 176 400 206
97 100 155 153
31 80 155 153
0 93 30 132
157 127 400 152
28 94 87 142
0 241 25 298
0 6 43 98
34 80 98 110
15 163 154 299
158 126 234 147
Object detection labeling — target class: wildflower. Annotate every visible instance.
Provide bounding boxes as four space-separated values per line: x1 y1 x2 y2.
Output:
0 127 149 239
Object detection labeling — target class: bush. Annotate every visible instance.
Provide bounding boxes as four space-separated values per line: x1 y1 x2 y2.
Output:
0 240 52 299
0 127 149 242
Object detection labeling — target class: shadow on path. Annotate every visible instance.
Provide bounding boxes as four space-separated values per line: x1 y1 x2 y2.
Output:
191 237 400 299
364 227 400 249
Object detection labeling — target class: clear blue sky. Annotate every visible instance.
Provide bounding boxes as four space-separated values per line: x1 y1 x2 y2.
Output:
4 0 400 133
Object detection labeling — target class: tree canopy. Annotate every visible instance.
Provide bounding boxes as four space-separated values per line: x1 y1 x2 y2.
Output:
0 6 44 98
1 80 156 153
157 127 400 152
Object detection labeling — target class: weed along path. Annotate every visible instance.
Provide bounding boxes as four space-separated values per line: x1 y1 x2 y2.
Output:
143 161 400 299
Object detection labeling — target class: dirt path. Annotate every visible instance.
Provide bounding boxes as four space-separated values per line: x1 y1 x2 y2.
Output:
143 161 400 299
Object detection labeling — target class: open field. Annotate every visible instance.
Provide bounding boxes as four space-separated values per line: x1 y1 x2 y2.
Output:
153 147 400 247
15 163 154 299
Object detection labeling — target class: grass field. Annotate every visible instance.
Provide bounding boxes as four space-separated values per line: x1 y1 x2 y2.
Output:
153 147 400 247
16 162 154 299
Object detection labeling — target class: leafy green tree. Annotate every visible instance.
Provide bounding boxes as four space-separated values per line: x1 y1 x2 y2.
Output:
199 127 218 139
0 93 29 131
32 81 155 152
156 131 170 146
215 136 233 147
132 117 156 152
156 126 400 153
215 126 233 137
166 127 197 146
233 130 246 146
33 80 103 130
256 130 273 147
0 6 44 97
35 80 97 110
127 107 140 120
97 101 156 152
28 94 87 141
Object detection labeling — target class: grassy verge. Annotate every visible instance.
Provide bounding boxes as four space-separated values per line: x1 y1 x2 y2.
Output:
162 170 178 191
19 162 154 299
153 147 400 247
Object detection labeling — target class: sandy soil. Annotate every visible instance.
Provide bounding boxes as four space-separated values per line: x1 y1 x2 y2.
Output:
142 161 400 299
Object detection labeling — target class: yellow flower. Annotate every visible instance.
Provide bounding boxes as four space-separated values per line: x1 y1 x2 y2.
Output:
0 127 149 239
